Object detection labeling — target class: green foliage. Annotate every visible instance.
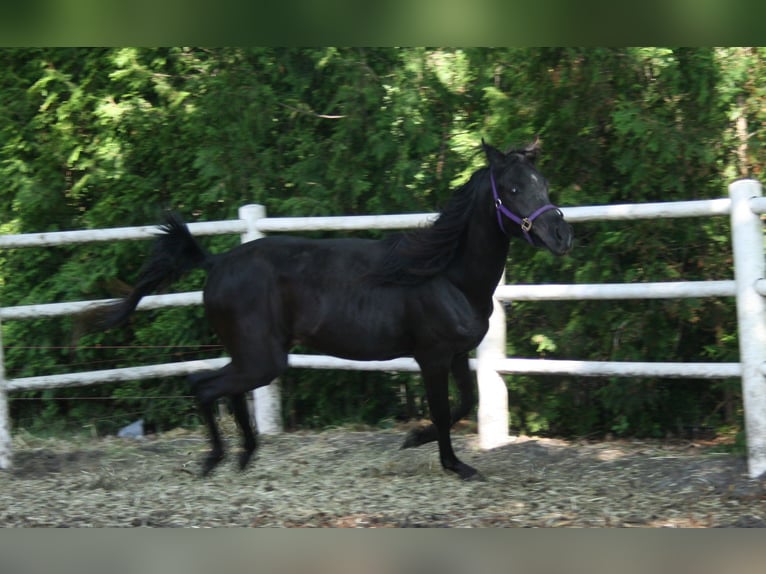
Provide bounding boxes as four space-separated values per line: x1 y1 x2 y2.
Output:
1 48 762 440
487 48 744 437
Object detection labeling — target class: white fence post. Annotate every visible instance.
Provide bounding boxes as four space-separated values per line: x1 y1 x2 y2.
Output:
238 204 283 435
729 179 766 478
476 274 510 449
0 316 10 470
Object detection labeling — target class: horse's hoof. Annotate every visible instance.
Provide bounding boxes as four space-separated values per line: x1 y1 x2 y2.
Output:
200 452 224 477
460 469 485 481
238 450 255 472
454 463 483 481
400 434 418 449
400 425 437 449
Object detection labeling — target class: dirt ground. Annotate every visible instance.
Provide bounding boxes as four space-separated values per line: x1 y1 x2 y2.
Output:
2 421 766 527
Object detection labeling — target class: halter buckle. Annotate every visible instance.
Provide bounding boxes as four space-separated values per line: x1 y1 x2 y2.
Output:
521 218 533 233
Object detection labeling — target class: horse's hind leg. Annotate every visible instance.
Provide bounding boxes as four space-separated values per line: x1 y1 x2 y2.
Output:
402 353 476 449
195 375 255 476
190 366 232 476
229 392 257 471
193 354 287 476
198 398 225 476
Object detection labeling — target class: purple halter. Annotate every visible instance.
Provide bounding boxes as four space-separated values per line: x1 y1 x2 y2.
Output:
490 170 560 244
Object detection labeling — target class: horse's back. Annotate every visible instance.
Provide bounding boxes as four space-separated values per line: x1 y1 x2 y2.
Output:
229 235 384 273
203 235 406 358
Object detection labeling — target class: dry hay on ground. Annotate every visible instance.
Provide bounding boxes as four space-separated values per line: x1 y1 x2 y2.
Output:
2 421 765 527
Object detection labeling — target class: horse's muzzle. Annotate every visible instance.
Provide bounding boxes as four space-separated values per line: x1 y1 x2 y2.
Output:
555 220 574 254
536 217 573 255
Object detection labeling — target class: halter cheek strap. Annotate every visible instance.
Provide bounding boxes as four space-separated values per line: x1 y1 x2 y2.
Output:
490 170 560 244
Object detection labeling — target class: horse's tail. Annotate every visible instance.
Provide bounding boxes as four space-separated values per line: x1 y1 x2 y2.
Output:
86 212 212 331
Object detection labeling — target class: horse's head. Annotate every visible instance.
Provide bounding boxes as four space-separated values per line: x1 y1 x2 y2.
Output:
483 139 573 255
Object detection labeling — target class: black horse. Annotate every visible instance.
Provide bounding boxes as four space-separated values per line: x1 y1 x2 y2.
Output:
90 140 573 479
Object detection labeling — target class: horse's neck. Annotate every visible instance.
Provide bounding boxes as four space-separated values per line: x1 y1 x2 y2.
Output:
447 193 510 310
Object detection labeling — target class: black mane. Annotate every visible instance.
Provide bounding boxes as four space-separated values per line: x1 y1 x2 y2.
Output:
372 169 484 285
369 141 543 286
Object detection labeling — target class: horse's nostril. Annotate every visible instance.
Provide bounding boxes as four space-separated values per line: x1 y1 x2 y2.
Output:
555 224 573 250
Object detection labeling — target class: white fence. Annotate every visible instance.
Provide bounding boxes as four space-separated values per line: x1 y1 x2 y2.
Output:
1 180 765 476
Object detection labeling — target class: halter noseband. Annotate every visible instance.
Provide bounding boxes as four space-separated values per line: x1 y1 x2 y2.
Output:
490 170 560 244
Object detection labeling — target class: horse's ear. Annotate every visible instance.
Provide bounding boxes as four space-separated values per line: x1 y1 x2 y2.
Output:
482 139 506 167
521 136 541 163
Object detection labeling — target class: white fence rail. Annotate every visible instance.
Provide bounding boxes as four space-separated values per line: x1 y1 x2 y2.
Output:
1 180 765 476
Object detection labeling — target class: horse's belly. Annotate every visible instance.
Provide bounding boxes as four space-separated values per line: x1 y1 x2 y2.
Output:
293 307 412 361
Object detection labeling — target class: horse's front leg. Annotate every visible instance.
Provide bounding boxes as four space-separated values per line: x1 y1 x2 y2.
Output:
401 353 476 450
415 357 479 480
